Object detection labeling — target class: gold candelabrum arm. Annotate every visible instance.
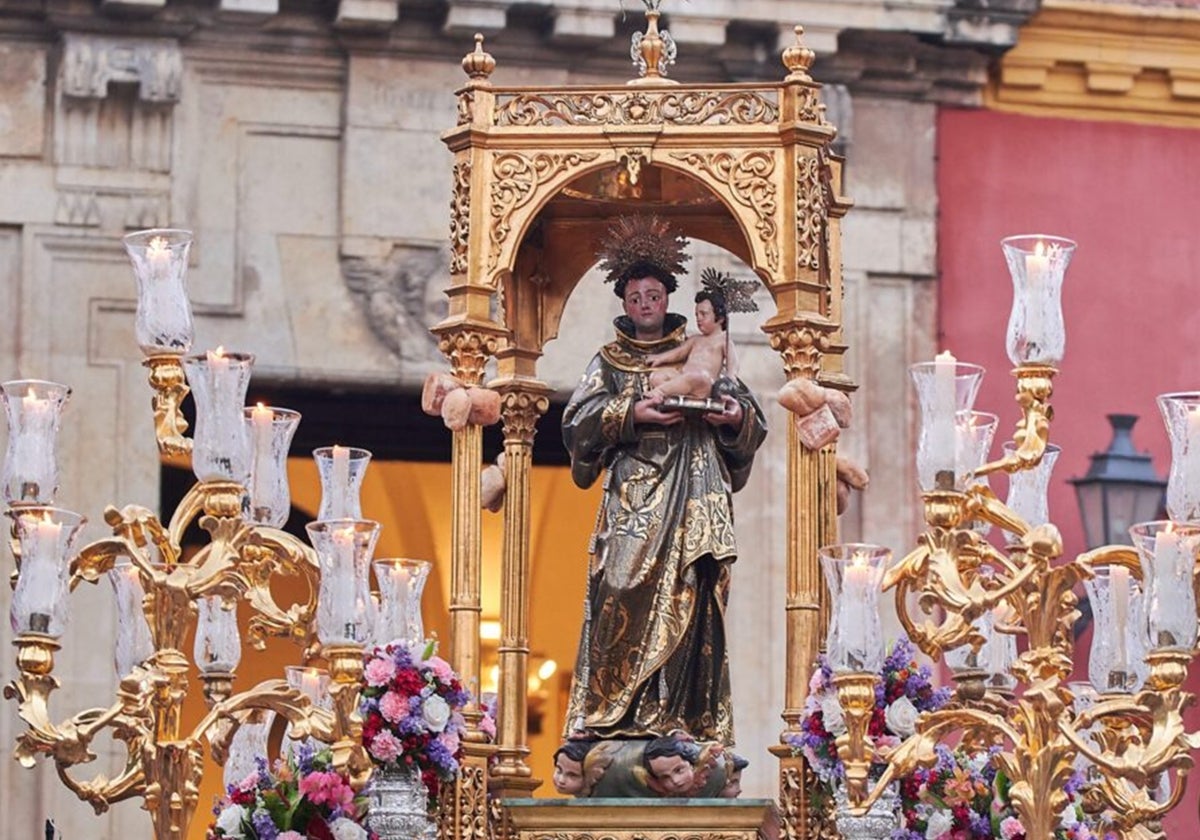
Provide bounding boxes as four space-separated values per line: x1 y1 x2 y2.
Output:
975 364 1056 478
9 475 351 840
143 354 192 459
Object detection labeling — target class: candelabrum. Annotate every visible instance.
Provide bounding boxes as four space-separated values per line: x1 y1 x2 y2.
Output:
0 229 390 840
829 234 1200 840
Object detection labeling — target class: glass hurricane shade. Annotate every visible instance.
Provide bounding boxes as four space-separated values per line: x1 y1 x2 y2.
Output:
306 519 380 646
122 228 195 356
244 406 301 528
911 359 985 492
819 543 890 673
181 351 254 484
1129 521 1200 652
1 380 71 506
1157 392 1200 522
107 559 155 677
373 558 431 648
194 595 242 675
1000 235 1076 367
313 446 372 521
1083 567 1148 693
1004 443 1061 540
7 506 85 638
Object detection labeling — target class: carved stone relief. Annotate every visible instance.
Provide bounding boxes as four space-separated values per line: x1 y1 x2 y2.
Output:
340 245 447 364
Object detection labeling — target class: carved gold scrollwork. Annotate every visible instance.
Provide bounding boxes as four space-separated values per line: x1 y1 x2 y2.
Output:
488 152 601 272
451 160 472 276
669 150 780 273
766 324 833 380
796 151 827 273
438 330 500 386
458 90 475 126
441 759 490 840
797 88 825 125
492 90 779 127
499 391 550 445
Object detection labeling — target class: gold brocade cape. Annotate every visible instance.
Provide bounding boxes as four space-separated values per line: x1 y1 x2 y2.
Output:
561 314 767 744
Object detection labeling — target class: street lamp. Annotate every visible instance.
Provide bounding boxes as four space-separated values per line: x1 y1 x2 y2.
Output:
1070 413 1165 550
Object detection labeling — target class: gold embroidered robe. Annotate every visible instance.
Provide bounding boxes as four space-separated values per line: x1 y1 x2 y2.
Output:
562 314 767 744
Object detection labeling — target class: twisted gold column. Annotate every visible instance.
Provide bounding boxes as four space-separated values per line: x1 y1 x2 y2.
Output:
489 383 550 796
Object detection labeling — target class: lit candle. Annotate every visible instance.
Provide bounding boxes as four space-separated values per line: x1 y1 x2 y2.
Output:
331 525 356 638
1111 565 1130 670
250 403 274 491
840 552 872 657
932 350 957 482
331 444 350 519
1152 526 1181 647
206 346 230 376
1024 241 1049 350
147 235 171 279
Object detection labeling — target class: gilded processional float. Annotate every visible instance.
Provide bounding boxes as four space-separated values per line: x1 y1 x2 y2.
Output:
9 1 1200 840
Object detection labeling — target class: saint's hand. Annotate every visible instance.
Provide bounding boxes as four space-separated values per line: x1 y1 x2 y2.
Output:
633 397 684 426
704 394 743 429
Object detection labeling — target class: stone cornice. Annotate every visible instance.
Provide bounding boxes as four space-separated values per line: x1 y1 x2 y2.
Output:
989 0 1200 126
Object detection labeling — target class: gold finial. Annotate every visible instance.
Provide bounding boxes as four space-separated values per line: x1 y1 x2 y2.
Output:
629 4 678 85
782 25 816 81
461 33 496 81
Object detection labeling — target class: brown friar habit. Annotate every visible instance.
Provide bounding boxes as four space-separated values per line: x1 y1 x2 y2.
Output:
561 313 767 744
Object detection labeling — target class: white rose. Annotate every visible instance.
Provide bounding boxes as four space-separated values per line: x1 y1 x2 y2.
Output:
329 817 369 840
925 809 953 840
422 694 451 733
884 695 919 738
819 693 846 736
1059 803 1079 827
216 805 245 837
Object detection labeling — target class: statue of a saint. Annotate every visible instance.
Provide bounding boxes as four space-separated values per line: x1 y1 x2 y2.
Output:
561 215 767 746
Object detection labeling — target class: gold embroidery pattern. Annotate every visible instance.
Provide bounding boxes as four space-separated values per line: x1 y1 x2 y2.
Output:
601 395 631 444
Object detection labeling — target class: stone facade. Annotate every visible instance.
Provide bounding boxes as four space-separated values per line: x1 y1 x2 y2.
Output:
0 1 1029 835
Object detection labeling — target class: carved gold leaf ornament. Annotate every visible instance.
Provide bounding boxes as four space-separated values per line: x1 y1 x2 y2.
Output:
487 151 602 273
795 152 826 272
668 150 780 273
492 90 780 127
451 159 472 276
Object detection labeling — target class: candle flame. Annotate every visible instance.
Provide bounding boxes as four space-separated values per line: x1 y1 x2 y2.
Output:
1034 240 1046 257
850 550 870 568
207 346 226 362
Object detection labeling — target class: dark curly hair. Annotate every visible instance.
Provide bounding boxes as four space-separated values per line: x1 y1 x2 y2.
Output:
694 289 727 329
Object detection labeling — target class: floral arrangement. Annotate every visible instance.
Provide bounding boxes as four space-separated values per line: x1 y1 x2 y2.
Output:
359 640 471 802
792 636 1115 840
207 743 372 840
792 634 951 787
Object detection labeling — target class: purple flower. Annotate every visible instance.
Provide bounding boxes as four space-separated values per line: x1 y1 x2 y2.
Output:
252 808 280 840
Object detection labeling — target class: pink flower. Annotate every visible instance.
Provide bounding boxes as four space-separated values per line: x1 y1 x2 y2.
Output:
299 770 355 809
236 770 260 792
364 657 397 687
439 730 461 754
380 691 409 723
279 833 304 840
479 714 496 740
1000 817 1025 840
427 656 455 683
369 730 404 762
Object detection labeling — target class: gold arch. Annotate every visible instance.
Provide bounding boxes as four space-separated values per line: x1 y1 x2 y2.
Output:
430 24 853 840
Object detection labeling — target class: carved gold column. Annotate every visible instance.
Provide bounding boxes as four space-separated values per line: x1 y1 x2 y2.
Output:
489 380 550 797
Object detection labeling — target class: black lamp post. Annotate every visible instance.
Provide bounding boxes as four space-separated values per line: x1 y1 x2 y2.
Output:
1070 414 1166 550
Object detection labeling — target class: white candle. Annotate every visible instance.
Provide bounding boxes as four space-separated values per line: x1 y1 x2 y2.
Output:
299 667 322 701
331 444 350 519
250 403 274 489
147 235 171 279
1152 527 1181 646
1111 565 1131 670
986 606 1007 676
841 552 872 656
932 350 957 480
206 346 230 377
1024 242 1049 349
331 525 356 637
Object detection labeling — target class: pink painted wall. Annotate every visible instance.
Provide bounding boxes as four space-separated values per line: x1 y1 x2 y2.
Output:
938 107 1200 835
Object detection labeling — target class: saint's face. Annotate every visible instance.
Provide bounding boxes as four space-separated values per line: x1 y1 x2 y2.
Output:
694 299 719 336
721 768 742 798
622 276 669 340
553 754 584 795
648 754 694 796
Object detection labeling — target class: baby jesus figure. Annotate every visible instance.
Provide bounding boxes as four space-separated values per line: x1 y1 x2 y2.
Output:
644 268 758 405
